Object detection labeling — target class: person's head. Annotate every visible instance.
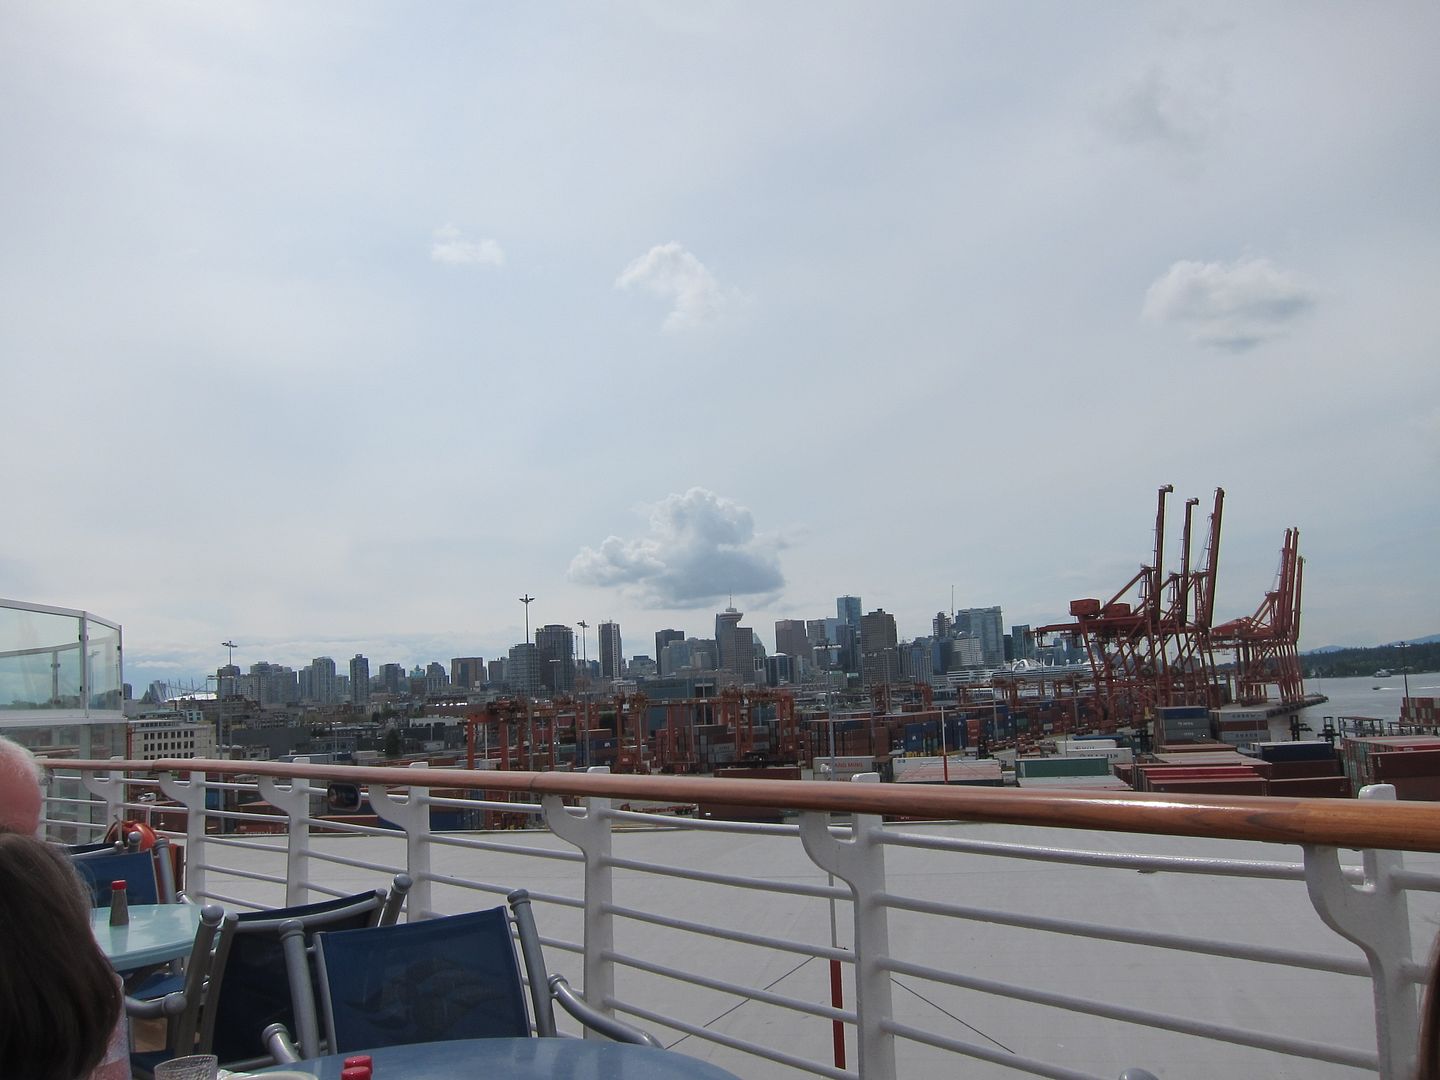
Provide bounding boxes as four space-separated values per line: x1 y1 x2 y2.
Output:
0 832 122 1080
0 734 43 834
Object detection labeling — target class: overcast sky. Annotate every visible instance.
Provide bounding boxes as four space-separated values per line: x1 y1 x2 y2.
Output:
3 3 1436 691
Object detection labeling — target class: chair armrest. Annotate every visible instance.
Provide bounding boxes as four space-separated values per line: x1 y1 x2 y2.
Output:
124 992 185 1021
548 975 662 1048
261 1023 302 1064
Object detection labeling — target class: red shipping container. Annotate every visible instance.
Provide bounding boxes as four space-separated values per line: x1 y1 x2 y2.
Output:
1371 749 1440 781
1266 777 1351 798
1147 779 1268 796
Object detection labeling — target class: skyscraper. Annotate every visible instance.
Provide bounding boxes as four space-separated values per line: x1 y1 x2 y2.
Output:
774 619 809 664
349 654 370 706
598 621 623 679
451 657 485 690
955 606 1005 666
715 607 754 683
508 643 540 696
535 624 576 694
859 609 899 687
837 595 862 630
655 629 684 667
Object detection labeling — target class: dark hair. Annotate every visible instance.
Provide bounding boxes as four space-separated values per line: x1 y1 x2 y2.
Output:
0 833 123 1080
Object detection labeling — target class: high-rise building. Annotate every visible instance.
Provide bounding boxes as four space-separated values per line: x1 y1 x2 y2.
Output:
837 596 862 630
508 643 541 696
655 629 685 667
774 619 809 663
955 606 1005 666
598 622 623 680
859 609 899 687
303 657 338 705
715 607 754 683
535 624 576 694
425 661 448 695
1010 624 1034 663
487 658 507 686
378 663 405 696
451 657 485 690
349 654 370 706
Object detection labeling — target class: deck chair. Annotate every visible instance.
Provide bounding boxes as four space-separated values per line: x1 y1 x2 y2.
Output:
208 874 411 1070
125 904 235 1079
72 841 174 906
267 888 656 1061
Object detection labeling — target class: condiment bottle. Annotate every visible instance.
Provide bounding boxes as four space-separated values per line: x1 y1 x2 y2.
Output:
109 880 129 926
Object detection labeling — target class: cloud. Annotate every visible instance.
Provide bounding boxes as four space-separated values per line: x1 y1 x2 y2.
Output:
615 243 742 331
1142 256 1316 350
1099 67 1219 152
430 224 506 267
568 488 784 607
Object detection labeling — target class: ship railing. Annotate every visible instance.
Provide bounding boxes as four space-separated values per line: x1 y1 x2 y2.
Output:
36 756 1440 1080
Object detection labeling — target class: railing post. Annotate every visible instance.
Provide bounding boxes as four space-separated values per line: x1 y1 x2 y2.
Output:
800 772 895 1079
257 758 313 905
1304 783 1418 1079
368 760 433 920
156 768 211 901
545 766 615 1037
80 756 128 834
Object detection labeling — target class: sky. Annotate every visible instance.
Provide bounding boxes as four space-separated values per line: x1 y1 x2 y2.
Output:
2 3 1437 692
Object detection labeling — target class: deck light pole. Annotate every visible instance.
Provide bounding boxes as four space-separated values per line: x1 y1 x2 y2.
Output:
1397 642 1412 721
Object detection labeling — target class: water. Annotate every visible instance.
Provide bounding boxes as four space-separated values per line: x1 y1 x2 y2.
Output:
1284 672 1439 739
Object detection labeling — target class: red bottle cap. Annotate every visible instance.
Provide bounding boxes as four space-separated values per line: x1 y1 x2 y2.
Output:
343 1059 373 1068
111 880 127 890
340 1068 370 1080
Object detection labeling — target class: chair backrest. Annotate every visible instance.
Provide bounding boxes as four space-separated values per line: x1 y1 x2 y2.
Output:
160 905 236 1056
314 907 530 1053
72 846 163 906
208 879 409 1068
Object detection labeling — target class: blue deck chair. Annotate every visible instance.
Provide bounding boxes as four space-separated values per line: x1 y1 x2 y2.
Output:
267 888 656 1061
208 875 411 1070
71 844 168 906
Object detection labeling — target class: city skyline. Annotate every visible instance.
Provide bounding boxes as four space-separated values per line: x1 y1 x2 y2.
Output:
5 6 1436 693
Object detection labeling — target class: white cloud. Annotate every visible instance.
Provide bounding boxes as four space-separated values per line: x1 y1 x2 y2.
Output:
430 224 506 267
1142 256 1316 350
568 488 784 607
615 242 741 331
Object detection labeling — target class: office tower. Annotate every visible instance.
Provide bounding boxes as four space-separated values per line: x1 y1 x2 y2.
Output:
659 639 692 676
833 622 858 673
535 624 576 694
425 662 448 695
765 653 792 686
487 658 507 685
451 657 484 690
1010 625 1034 662
933 612 952 639
349 654 370 706
859 609 899 687
303 657 337 705
955 606 1005 666
655 629 685 667
774 619 809 663
598 622 623 680
508 643 541 696
837 595 862 630
378 663 405 696
952 634 984 668
715 607 754 683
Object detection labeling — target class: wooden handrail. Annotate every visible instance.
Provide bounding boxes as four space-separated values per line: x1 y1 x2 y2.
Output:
43 757 1440 853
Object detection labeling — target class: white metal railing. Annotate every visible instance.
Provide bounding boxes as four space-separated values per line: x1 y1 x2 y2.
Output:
41 757 1440 1080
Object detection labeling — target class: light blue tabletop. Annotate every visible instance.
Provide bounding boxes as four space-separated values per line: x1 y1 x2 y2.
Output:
90 902 203 970
255 1037 741 1079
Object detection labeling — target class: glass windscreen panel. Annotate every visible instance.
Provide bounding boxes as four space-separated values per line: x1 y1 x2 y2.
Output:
85 618 123 713
0 606 83 711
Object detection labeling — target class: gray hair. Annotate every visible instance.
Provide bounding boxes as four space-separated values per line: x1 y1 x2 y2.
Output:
0 734 42 783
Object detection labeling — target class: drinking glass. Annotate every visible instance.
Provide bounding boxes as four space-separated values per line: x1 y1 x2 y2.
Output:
153 1054 218 1080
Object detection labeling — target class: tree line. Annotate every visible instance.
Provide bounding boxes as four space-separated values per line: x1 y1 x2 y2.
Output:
1303 641 1438 679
